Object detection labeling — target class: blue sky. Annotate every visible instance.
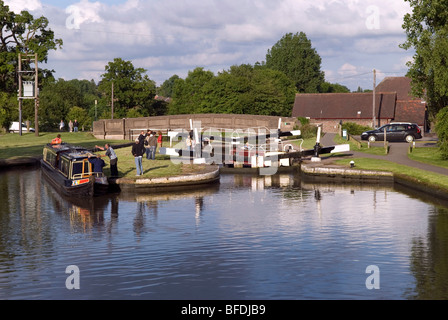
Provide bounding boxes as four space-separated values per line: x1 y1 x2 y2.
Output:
5 0 415 91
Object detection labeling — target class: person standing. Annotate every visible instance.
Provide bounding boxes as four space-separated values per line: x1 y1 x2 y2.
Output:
186 134 193 151
146 132 157 160
69 120 73 132
132 138 145 176
88 155 105 173
73 119 79 132
59 120 65 131
95 143 119 177
157 131 163 148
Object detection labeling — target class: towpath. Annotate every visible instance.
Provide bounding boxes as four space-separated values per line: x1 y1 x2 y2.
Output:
320 133 448 176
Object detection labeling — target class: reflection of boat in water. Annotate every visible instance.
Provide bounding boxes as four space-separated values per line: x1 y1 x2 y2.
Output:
41 143 109 197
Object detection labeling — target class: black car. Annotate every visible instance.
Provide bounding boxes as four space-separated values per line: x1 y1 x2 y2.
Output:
361 122 422 143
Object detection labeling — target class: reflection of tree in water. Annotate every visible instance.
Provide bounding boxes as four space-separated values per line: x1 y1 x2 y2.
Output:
407 207 448 299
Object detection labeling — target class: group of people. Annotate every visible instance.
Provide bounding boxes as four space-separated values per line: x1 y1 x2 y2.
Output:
132 130 163 176
59 119 79 132
51 129 164 178
50 132 119 177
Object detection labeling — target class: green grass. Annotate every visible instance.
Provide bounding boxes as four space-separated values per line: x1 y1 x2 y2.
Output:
0 132 127 159
333 157 448 193
287 136 318 150
332 134 389 155
98 146 214 179
409 147 448 169
0 131 214 179
103 146 183 178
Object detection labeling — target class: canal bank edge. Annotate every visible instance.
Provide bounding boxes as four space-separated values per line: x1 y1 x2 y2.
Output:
0 157 40 169
110 165 220 191
300 160 448 201
2 156 448 201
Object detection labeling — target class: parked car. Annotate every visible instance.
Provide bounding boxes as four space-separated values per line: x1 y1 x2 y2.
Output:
9 122 35 133
361 122 422 143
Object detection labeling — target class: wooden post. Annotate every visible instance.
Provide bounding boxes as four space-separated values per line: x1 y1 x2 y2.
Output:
34 53 39 136
384 127 388 154
18 53 22 136
111 82 114 120
373 69 376 128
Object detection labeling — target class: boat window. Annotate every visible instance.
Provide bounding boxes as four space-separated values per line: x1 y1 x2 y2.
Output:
72 162 83 176
48 153 56 167
84 160 91 174
71 160 92 179
60 159 70 177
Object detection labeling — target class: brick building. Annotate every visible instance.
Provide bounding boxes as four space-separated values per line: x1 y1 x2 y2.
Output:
292 77 427 133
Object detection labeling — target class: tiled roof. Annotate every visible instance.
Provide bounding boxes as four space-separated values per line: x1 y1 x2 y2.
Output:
394 100 426 126
292 92 397 120
375 76 420 101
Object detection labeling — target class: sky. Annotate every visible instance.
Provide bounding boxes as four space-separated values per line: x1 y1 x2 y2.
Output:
5 0 415 92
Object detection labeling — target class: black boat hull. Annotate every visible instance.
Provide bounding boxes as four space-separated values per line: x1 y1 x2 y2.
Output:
41 159 94 197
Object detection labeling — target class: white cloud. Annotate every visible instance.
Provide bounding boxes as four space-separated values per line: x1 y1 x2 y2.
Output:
64 0 103 30
7 0 415 90
4 0 42 12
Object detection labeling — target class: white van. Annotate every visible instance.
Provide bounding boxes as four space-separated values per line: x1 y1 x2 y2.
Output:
9 122 35 133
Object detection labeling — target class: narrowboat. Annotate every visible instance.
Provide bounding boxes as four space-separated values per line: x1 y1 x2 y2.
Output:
41 143 109 197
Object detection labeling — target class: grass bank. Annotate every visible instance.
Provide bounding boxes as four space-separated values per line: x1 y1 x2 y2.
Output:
408 147 448 169
98 146 212 179
0 132 209 179
0 132 127 159
333 157 448 193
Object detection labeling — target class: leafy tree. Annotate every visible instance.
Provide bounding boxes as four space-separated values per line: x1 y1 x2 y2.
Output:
401 0 448 117
171 64 296 116
157 75 179 98
265 32 325 93
67 106 91 131
169 67 214 114
38 78 100 131
320 82 350 93
0 1 62 92
98 58 156 119
0 91 15 130
0 1 62 131
436 107 448 159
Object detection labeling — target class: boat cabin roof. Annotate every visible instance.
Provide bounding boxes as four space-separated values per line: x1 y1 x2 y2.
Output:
45 143 96 161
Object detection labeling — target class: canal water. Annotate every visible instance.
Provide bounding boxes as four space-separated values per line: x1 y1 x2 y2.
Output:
1 167 448 300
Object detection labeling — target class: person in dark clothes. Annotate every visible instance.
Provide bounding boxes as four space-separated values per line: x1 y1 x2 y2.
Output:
88 155 105 173
132 138 145 176
95 143 119 177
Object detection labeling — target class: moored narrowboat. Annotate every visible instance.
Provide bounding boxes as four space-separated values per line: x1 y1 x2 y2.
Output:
41 143 109 197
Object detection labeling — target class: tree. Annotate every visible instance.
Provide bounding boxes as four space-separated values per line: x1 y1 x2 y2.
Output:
157 75 179 98
38 78 101 131
0 91 15 130
401 0 448 117
0 1 62 93
319 82 350 93
98 58 156 119
67 106 90 131
169 67 214 114
171 64 296 116
436 107 448 159
265 32 325 93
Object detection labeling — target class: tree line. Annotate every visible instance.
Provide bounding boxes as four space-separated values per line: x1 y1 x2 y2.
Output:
0 0 352 132
5 0 448 158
